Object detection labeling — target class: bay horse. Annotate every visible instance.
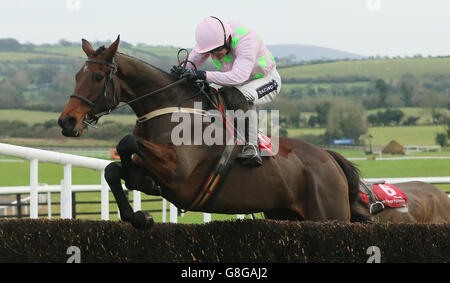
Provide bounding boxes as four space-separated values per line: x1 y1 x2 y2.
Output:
329 151 450 224
58 36 367 229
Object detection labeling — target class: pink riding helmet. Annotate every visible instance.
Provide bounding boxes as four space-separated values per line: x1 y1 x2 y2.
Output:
194 17 232 54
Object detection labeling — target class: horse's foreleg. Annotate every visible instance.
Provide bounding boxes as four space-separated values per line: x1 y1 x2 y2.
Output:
105 161 154 230
104 162 133 222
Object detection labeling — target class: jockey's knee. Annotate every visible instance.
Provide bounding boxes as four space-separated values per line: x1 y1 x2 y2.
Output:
220 86 249 111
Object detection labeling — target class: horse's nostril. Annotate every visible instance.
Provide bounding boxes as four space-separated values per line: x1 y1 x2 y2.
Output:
57 117 64 128
68 116 77 125
58 116 77 129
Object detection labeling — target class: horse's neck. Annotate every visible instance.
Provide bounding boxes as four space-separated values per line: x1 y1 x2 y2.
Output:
115 53 207 142
115 53 174 116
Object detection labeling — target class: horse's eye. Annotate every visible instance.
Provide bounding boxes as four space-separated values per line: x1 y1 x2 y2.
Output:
95 74 104 82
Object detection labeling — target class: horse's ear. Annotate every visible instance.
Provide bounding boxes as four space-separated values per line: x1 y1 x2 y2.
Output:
104 35 120 61
81 38 94 57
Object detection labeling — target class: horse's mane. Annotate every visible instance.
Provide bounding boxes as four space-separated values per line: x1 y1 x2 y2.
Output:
116 52 174 81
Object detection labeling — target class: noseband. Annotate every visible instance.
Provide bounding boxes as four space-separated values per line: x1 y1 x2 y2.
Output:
70 58 119 126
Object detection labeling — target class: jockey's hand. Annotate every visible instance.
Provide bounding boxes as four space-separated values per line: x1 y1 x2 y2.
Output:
180 69 206 82
170 65 185 78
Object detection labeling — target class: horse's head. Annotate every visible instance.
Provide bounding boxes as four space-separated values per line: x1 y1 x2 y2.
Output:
58 36 121 137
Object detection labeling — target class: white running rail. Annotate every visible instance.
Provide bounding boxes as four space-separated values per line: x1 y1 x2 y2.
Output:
0 143 246 221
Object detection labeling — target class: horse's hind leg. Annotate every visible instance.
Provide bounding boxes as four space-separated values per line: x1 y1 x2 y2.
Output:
264 208 304 221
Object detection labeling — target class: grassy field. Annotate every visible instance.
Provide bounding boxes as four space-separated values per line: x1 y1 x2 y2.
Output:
288 124 447 146
0 109 137 125
0 138 116 148
278 57 450 81
0 52 68 62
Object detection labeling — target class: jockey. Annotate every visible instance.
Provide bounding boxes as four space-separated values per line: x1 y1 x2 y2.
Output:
171 16 281 167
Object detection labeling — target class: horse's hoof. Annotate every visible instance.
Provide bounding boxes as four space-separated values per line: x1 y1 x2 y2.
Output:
131 210 154 230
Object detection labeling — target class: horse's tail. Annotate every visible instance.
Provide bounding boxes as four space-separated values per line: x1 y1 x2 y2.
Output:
326 150 370 222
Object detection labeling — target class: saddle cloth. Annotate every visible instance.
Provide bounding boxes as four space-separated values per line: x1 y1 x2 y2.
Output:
257 132 273 156
359 183 407 208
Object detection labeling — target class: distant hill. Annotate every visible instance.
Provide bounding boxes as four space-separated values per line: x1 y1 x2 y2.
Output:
267 44 365 62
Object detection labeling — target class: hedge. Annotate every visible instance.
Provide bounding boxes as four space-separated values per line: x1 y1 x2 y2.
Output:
0 219 448 263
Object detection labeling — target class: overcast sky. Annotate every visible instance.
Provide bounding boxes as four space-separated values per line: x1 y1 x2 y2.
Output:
1 0 449 57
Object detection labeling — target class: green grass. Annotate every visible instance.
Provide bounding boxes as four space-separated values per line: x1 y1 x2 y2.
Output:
0 52 67 62
279 57 450 81
0 138 116 148
0 109 137 125
287 124 447 146
354 159 450 179
281 81 371 94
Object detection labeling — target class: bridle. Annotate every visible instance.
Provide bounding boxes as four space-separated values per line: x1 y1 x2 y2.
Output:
70 58 119 127
69 50 219 127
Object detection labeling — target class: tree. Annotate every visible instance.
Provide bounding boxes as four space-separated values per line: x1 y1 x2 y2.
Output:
446 118 450 137
385 109 404 125
0 81 25 108
324 101 368 142
367 113 379 126
0 38 21 51
307 115 318 128
398 73 418 107
435 133 448 147
314 101 331 127
402 116 420 126
375 78 388 107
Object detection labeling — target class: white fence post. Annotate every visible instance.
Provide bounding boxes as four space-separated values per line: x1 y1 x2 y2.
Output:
47 191 52 219
133 191 141 212
61 164 72 219
169 202 177 223
29 159 38 219
162 198 167 223
203 213 211 223
100 170 109 220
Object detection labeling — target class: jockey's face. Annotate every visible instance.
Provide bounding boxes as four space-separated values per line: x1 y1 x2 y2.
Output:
211 47 229 60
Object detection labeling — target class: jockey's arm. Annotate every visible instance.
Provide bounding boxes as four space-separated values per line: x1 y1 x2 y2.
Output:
186 46 209 69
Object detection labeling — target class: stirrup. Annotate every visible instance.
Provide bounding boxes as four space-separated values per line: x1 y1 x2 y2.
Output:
236 145 262 167
369 201 385 215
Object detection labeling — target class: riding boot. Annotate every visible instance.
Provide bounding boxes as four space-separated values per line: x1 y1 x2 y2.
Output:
236 103 262 167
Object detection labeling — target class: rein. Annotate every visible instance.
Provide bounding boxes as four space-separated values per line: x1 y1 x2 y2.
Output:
71 49 200 127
